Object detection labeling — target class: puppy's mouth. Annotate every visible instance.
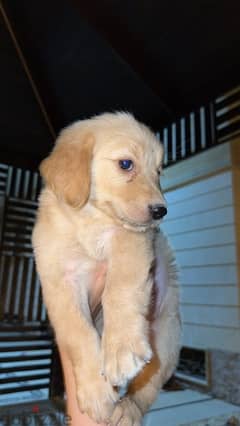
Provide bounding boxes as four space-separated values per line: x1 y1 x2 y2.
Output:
118 212 153 227
117 203 167 228
91 200 163 231
106 203 160 230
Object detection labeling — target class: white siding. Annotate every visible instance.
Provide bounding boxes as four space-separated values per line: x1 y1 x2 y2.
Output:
170 225 236 249
181 286 238 306
182 306 239 328
166 187 233 220
183 324 240 353
161 170 240 352
181 265 238 285
177 245 236 266
162 206 235 234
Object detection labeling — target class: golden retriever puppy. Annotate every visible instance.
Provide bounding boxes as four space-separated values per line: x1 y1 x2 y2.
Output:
32 112 181 425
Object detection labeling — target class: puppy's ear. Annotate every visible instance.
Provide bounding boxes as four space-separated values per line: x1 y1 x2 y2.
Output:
40 133 94 208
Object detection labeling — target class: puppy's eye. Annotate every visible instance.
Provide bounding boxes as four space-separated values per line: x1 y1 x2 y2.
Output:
118 159 134 171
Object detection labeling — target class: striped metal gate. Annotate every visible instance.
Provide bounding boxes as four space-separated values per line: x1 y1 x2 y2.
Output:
158 85 240 167
0 163 56 404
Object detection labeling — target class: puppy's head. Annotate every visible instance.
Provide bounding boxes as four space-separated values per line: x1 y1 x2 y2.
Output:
90 113 166 227
40 112 166 226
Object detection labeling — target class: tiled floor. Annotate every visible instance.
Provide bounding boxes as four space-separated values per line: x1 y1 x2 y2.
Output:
0 390 239 425
144 390 240 426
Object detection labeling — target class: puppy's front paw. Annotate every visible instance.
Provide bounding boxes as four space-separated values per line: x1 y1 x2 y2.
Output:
102 331 152 387
109 398 142 426
75 368 118 423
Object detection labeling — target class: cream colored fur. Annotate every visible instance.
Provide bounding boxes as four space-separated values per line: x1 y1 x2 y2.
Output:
32 112 181 425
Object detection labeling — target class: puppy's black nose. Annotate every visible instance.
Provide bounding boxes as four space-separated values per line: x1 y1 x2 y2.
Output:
149 204 167 220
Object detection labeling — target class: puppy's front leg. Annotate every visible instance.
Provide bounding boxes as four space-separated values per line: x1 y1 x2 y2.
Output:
109 285 181 426
101 230 154 387
40 274 118 423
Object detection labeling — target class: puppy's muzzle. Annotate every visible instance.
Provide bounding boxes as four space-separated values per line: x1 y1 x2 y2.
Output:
148 204 167 220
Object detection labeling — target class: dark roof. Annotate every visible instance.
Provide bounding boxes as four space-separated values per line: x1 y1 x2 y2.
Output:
1 0 240 167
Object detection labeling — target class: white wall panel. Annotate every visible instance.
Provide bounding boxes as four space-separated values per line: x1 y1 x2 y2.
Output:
180 265 238 286
182 305 240 328
164 171 232 204
176 245 237 267
166 187 233 220
181 286 238 306
170 225 235 250
162 206 234 235
161 168 240 352
183 324 240 353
